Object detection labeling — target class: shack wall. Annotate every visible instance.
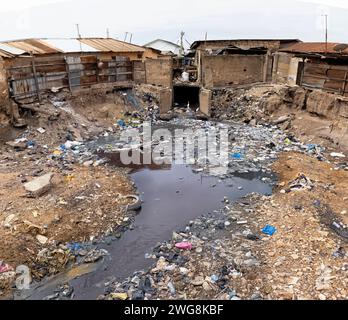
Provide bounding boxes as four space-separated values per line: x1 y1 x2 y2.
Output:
299 62 348 96
202 54 265 88
0 57 9 107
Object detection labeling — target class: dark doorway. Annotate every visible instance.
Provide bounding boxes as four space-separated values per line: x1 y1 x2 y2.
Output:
173 85 200 109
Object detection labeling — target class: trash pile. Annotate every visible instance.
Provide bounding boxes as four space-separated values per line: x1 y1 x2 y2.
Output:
100 193 271 300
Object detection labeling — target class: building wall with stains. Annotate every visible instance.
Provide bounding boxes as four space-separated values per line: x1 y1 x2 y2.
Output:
202 54 265 88
145 58 173 88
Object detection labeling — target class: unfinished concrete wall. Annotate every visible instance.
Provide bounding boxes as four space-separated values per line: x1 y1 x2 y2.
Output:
133 61 146 84
199 88 212 116
145 58 173 88
272 53 301 85
159 88 173 114
202 55 265 88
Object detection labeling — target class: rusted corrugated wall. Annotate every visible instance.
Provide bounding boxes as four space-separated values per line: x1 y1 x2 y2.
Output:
298 62 348 96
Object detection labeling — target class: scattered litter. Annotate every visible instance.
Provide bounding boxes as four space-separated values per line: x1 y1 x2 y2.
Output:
262 225 277 236
289 173 314 191
110 292 128 300
0 261 13 274
231 153 243 160
175 242 193 250
330 152 345 158
37 127 46 134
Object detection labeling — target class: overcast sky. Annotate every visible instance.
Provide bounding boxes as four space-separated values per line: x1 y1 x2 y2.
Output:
0 0 347 46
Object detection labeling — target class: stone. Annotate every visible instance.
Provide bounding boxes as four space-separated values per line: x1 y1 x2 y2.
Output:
36 234 48 245
3 214 16 228
83 160 94 167
191 276 204 286
24 173 54 197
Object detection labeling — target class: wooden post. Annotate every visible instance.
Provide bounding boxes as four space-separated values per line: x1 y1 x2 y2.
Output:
31 54 41 102
341 71 348 95
96 58 100 84
65 57 72 92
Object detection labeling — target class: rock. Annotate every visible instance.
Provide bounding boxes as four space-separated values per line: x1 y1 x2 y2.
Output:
0 271 16 290
36 235 48 245
83 160 94 167
159 114 174 121
167 282 176 295
191 276 204 286
318 293 327 300
179 267 189 275
6 141 27 150
3 214 16 228
272 115 291 125
24 173 54 197
202 281 214 292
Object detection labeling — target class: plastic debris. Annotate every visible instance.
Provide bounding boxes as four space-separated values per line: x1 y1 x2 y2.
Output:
37 127 46 134
110 292 128 300
289 173 314 191
175 242 193 250
231 153 243 160
262 225 277 236
330 152 345 158
117 120 126 128
0 261 14 273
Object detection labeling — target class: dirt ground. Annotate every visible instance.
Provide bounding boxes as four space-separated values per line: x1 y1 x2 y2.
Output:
0 89 141 297
1 84 347 300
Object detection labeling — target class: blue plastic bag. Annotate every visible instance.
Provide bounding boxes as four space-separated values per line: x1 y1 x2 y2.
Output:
262 225 277 236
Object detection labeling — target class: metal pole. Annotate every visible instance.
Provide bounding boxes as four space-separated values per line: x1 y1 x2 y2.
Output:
76 24 82 51
325 15 328 53
322 14 328 53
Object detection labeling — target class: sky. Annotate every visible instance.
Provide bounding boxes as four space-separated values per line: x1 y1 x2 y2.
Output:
0 0 347 47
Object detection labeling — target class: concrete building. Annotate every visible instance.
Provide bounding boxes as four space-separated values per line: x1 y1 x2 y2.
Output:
144 39 181 56
188 39 300 87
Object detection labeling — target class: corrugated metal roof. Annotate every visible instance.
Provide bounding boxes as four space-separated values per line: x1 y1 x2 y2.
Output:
4 39 62 54
79 38 145 52
0 43 26 57
280 42 348 55
41 39 98 53
0 37 147 57
191 39 301 50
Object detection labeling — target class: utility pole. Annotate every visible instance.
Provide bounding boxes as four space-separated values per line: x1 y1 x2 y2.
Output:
129 33 133 43
179 31 185 57
106 28 110 38
76 23 82 51
124 32 128 42
322 14 328 53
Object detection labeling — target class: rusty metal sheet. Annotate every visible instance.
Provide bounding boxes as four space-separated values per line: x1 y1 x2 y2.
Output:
280 42 348 55
4 39 62 55
79 38 145 53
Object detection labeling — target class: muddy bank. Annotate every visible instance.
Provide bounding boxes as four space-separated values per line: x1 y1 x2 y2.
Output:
211 84 348 152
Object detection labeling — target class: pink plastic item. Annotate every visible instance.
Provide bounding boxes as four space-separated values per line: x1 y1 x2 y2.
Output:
175 242 193 250
0 262 13 273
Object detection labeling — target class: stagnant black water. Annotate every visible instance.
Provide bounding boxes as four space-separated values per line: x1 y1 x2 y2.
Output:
20 164 272 300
